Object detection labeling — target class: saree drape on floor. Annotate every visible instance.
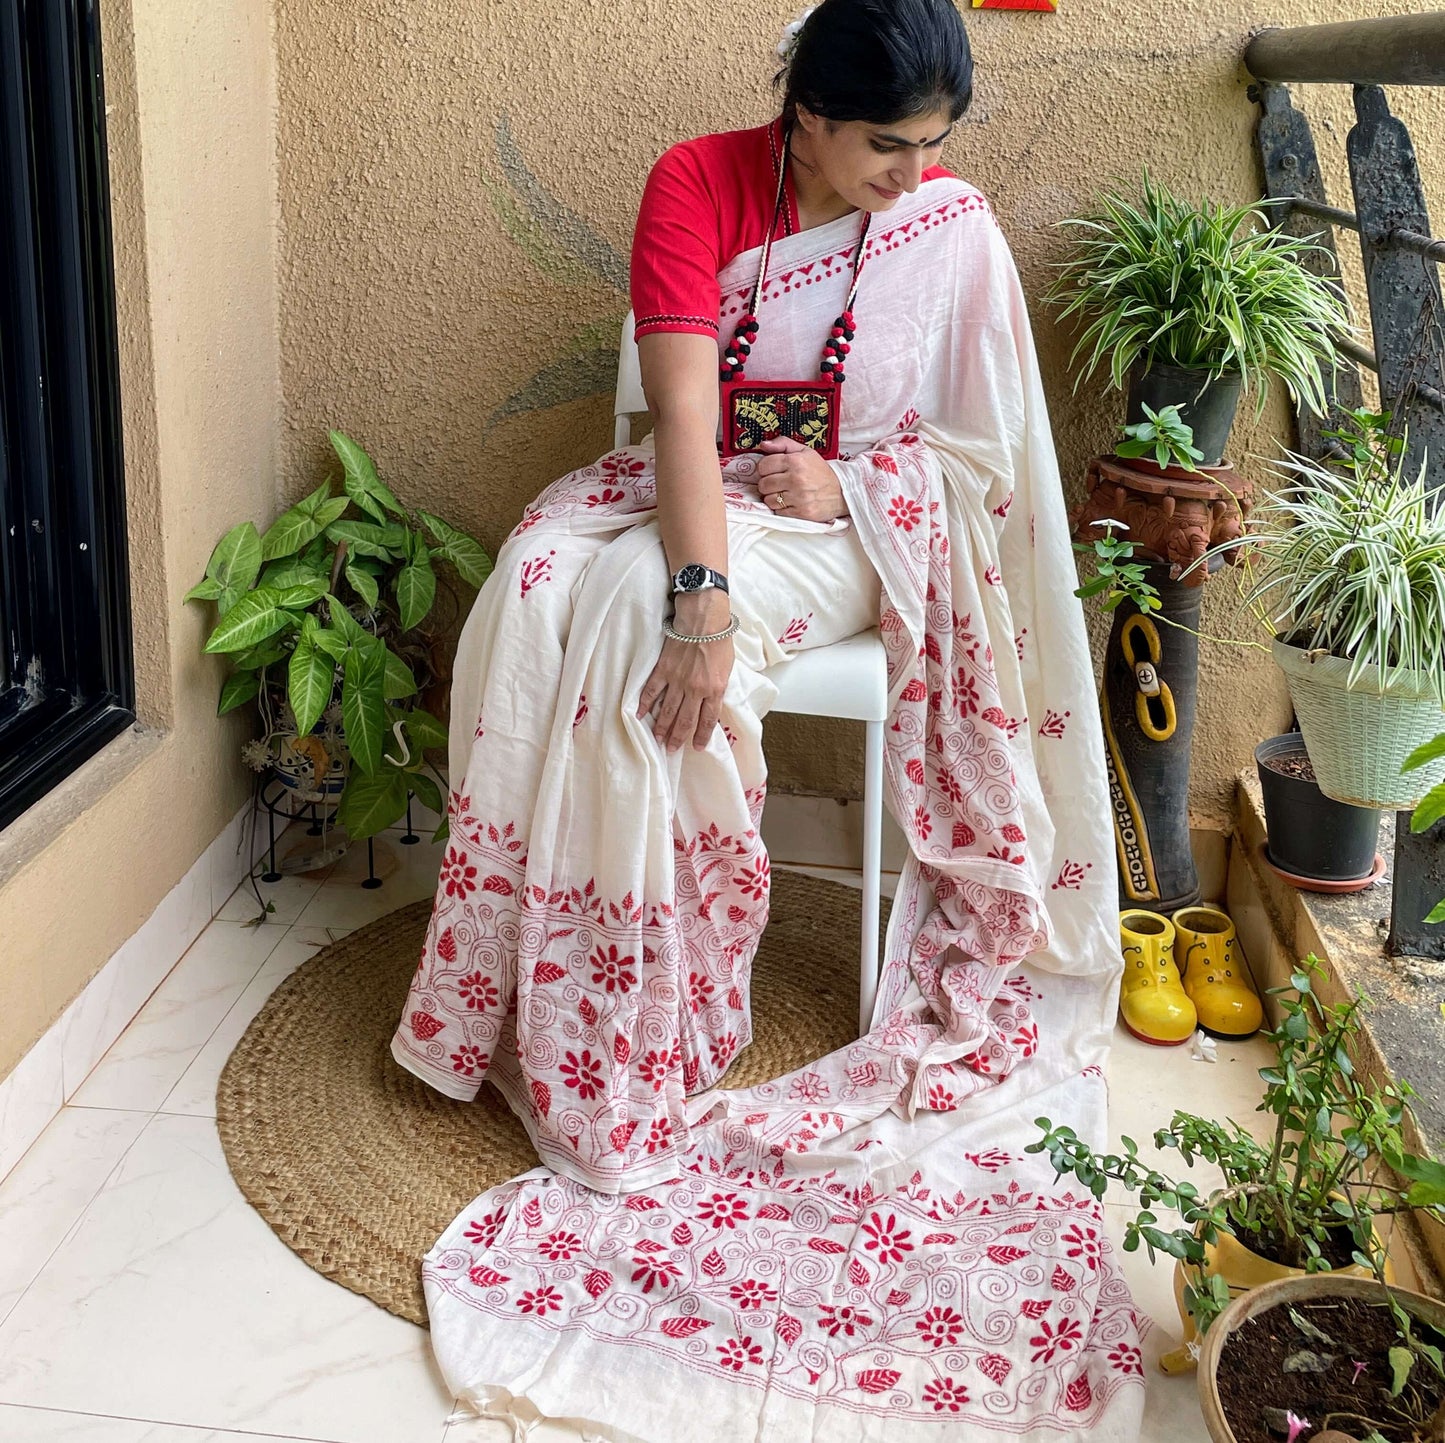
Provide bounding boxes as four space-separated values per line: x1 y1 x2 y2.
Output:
392 180 1145 1440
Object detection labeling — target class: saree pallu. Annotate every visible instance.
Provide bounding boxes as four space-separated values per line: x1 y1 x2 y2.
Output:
394 179 1146 1440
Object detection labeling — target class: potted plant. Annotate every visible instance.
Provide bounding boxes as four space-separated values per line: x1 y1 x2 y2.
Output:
1030 958 1445 1385
185 430 492 841
1198 1272 1445 1443
1114 401 1207 477
1202 410 1445 810
1256 732 1382 890
1047 173 1350 465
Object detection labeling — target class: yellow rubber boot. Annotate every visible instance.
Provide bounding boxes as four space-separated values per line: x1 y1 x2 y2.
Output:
1118 911 1196 1046
1173 906 1263 1040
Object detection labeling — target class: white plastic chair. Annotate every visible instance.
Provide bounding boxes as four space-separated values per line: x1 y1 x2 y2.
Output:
614 311 888 1033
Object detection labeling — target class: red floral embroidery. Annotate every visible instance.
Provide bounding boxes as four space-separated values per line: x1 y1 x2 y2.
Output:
515 1285 562 1315
560 1049 605 1100
696 1193 749 1230
1039 708 1070 739
441 847 478 899
590 944 637 994
458 972 500 1011
539 1230 583 1261
923 1377 970 1412
817 1304 874 1337
777 614 813 646
716 1335 764 1371
916 1306 965 1348
887 495 924 530
861 1212 914 1265
1030 1316 1083 1362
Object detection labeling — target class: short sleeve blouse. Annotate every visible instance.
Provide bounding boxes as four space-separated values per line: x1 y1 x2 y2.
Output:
630 120 951 343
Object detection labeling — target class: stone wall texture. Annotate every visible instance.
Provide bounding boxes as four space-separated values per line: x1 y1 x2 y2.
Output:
272 0 1445 827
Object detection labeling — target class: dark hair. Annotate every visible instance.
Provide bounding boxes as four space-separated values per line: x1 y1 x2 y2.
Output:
779 0 973 126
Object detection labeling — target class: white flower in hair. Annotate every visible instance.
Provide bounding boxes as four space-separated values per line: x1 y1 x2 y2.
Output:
776 6 817 62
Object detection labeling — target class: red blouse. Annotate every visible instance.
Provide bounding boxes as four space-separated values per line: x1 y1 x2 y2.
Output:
630 119 952 342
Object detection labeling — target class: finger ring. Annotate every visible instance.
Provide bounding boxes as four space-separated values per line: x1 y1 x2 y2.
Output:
775 492 789 510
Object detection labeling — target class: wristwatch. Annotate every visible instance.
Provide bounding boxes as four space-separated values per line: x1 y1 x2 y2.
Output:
671 564 729 596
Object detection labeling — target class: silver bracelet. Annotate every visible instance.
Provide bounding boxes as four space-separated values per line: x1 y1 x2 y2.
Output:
661 615 740 645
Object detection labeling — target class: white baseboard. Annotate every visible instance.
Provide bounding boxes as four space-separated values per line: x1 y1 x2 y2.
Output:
0 799 256 1182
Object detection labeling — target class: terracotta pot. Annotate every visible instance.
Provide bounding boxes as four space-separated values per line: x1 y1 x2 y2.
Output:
1109 455 1233 483
1196 1272 1445 1443
1160 1223 1392 1375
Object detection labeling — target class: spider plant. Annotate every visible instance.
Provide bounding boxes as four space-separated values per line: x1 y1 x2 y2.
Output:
1202 412 1445 703
1046 173 1350 415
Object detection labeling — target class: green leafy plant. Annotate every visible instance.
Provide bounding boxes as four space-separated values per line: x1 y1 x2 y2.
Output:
1196 409 1445 702
1073 518 1162 614
1031 959 1445 1347
1405 733 1445 925
1046 172 1350 415
185 431 493 840
1115 403 1206 472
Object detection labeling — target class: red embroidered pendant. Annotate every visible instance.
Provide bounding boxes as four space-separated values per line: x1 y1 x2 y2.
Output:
716 125 868 464
720 379 841 460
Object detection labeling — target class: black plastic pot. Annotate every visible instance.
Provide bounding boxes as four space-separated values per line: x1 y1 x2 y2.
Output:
1126 363 1243 467
1255 733 1380 882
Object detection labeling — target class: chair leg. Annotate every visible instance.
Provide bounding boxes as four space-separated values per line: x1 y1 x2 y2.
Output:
860 719 885 1034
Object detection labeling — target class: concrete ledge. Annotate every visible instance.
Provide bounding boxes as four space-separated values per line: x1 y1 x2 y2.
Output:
1228 770 1445 1288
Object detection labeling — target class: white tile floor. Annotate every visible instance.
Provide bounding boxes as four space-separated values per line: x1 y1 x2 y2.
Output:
0 824 1282 1443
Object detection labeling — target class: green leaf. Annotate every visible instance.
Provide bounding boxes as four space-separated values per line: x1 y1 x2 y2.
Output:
326 520 398 560
204 587 292 653
230 641 288 670
336 767 409 840
217 670 260 715
330 431 404 520
273 578 330 611
184 576 225 604
258 559 329 591
395 554 437 631
341 637 388 774
405 708 448 750
205 521 263 591
1388 1344 1414 1397
327 595 369 645
418 509 494 587
1403 732 1445 773
311 626 349 662
288 636 335 738
408 770 444 815
1411 780 1445 834
313 495 351 534
1426 898 1445 925
259 503 323 561
383 649 418 700
345 562 379 610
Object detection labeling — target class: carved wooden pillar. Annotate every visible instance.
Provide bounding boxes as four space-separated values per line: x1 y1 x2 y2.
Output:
1073 458 1254 913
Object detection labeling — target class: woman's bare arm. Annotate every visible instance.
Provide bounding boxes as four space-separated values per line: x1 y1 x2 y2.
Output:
634 332 734 751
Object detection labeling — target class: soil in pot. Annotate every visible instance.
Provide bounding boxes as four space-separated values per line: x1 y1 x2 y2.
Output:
1216 1294 1445 1443
1256 733 1380 883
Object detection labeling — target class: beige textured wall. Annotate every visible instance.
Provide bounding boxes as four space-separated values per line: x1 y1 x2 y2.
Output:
0 0 279 1082
272 0 1445 828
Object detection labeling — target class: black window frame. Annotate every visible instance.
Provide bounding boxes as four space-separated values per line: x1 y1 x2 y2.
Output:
0 0 133 831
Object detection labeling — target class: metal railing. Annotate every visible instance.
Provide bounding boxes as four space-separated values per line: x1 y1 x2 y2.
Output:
1244 14 1445 958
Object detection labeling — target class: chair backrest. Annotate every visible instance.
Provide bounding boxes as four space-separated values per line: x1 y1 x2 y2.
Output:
613 310 645 450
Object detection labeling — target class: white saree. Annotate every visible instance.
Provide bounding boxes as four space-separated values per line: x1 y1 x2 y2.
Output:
391 179 1145 1440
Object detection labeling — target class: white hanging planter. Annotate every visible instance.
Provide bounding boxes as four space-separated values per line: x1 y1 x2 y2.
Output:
1272 638 1445 809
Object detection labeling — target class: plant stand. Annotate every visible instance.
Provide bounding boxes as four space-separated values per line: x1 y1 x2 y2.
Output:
1074 456 1253 912
258 774 422 890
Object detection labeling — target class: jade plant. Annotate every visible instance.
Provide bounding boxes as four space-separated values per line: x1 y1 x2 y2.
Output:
1031 959 1445 1347
185 431 492 840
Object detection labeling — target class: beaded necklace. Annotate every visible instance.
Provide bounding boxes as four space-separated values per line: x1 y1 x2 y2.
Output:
717 124 872 462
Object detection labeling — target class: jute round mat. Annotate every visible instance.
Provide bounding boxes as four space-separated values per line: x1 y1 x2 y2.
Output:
216 868 886 1327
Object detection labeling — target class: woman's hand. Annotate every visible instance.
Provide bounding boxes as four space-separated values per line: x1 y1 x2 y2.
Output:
755 437 849 522
637 592 734 752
